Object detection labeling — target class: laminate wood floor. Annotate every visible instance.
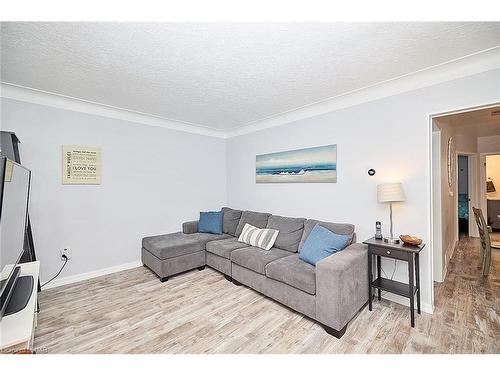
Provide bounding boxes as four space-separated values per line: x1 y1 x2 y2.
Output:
34 237 499 353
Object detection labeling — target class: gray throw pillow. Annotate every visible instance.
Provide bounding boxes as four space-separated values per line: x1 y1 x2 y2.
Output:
266 215 306 252
234 210 271 237
221 207 243 236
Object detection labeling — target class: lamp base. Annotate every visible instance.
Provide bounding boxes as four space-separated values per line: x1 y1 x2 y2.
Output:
383 237 400 244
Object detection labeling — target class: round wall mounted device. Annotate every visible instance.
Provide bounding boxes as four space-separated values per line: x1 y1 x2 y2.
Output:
368 169 376 176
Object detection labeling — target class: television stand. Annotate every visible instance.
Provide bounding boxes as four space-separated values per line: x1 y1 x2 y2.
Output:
0 261 40 353
4 275 34 316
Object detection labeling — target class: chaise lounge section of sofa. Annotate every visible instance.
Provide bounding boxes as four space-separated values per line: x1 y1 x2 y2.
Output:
141 207 368 338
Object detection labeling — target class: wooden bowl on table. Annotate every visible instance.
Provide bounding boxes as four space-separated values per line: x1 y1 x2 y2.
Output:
399 235 422 246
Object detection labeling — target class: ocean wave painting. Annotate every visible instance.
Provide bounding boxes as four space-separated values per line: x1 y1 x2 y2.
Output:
256 145 337 183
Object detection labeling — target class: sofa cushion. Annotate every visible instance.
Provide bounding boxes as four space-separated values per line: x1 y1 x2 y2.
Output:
142 232 230 260
265 254 316 295
198 211 223 234
266 215 306 252
206 237 250 259
234 210 271 237
221 207 243 236
299 224 352 266
231 246 290 275
298 219 355 251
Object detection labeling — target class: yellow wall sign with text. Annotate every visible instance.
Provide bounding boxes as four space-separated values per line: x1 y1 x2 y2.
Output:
62 145 101 185
4 159 14 182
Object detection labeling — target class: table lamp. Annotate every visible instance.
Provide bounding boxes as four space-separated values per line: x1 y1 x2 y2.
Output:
377 182 405 244
486 178 496 193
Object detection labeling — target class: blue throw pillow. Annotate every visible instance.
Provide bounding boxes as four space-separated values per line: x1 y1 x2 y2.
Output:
198 211 224 235
299 224 352 266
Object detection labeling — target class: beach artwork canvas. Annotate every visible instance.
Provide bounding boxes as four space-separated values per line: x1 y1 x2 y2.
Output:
256 145 337 183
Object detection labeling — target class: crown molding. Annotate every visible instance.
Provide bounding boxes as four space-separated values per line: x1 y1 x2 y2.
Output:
226 46 500 138
2 47 499 140
0 83 226 139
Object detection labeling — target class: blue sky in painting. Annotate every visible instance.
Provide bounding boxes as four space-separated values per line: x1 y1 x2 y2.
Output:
256 145 336 171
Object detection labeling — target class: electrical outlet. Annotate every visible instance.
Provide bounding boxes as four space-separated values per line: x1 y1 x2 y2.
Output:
61 248 71 261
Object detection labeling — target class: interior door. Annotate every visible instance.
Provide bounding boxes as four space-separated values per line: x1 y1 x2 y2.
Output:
458 155 469 237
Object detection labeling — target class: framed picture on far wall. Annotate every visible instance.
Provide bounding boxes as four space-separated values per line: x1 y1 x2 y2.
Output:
256 144 337 183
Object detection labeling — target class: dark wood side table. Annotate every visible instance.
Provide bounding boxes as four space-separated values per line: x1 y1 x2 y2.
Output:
363 237 425 327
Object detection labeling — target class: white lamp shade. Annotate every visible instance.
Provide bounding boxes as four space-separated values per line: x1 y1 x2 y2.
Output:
377 183 405 202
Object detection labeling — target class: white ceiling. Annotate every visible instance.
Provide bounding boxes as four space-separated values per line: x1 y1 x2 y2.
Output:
436 106 500 138
1 22 499 130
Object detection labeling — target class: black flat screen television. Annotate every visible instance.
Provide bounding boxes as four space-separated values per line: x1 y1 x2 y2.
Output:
0 156 33 320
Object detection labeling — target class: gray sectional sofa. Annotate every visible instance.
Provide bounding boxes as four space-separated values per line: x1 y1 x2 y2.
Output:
141 207 368 338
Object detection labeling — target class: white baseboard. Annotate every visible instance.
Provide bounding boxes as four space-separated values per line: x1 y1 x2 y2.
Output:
381 292 434 314
42 260 142 290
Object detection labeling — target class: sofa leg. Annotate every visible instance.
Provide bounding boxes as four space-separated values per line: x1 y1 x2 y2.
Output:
322 323 347 339
197 266 205 271
160 276 168 282
232 279 242 286
224 275 232 282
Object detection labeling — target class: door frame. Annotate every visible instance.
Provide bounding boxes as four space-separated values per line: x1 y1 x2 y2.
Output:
432 129 443 282
428 101 500 292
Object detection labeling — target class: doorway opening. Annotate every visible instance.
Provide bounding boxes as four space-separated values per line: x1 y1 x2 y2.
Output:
458 154 470 237
431 103 500 284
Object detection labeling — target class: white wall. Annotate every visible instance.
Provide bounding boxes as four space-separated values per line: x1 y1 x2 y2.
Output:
226 69 500 312
1 98 227 283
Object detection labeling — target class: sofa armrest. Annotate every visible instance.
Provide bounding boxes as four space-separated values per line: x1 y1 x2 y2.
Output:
315 242 368 331
182 221 198 234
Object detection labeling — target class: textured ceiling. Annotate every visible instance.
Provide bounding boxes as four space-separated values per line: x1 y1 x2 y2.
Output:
436 106 500 138
1 22 499 130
